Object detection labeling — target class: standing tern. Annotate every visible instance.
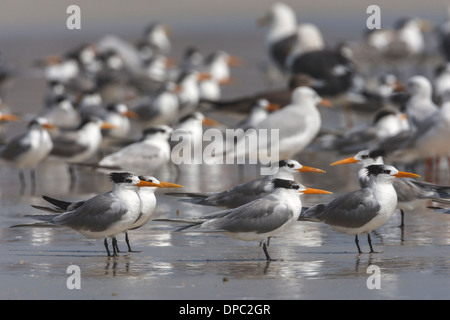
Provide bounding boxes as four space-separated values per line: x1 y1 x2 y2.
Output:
167 159 325 208
330 149 450 227
299 164 420 254
0 117 55 191
157 179 331 261
94 125 173 174
49 116 116 185
23 172 180 256
30 174 183 253
234 99 280 131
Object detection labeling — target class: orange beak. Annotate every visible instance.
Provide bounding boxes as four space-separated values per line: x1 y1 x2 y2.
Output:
319 99 333 107
0 113 20 122
42 123 56 130
136 180 162 188
330 157 359 166
165 58 178 68
297 166 326 173
394 81 405 92
101 122 118 130
395 171 421 178
157 181 184 188
266 102 280 112
301 187 333 195
202 117 220 126
218 77 235 86
123 110 139 119
227 55 242 67
197 72 212 81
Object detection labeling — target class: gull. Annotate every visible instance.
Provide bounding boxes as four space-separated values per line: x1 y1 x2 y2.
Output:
257 2 298 71
223 86 331 160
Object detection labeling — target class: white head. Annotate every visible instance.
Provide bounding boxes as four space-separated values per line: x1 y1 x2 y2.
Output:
268 159 326 178
406 76 432 100
258 2 297 42
291 86 324 106
331 149 386 168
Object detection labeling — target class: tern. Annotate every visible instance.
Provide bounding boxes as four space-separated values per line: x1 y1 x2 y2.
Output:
49 116 116 184
23 172 180 256
30 174 183 253
234 99 280 131
94 125 173 174
167 159 325 208
157 179 331 261
132 81 180 127
330 149 450 227
0 117 55 191
299 164 420 253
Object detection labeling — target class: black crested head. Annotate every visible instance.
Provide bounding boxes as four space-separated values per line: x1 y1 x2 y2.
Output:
372 109 396 124
365 164 392 177
277 159 296 169
54 95 70 104
272 179 300 190
109 172 135 184
143 126 169 136
369 149 386 159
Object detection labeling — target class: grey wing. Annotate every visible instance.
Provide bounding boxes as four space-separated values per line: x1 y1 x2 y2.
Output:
0 132 31 160
394 178 428 202
301 188 381 228
203 176 271 207
256 108 307 141
52 192 128 232
100 142 161 166
51 131 88 157
201 199 293 234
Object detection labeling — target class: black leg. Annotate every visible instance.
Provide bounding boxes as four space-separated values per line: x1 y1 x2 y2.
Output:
125 232 141 253
104 238 112 257
30 170 36 194
262 239 276 261
113 237 121 253
111 237 119 256
68 165 77 188
398 209 405 229
368 233 378 254
19 170 25 193
355 235 363 254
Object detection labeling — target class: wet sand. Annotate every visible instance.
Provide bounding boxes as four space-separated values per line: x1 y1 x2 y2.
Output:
0 1 449 301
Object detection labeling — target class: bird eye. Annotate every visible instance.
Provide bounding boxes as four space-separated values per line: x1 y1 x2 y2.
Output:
384 170 391 174
362 155 368 159
288 163 294 168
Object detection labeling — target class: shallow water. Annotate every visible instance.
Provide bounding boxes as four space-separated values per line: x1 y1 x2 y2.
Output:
0 1 449 301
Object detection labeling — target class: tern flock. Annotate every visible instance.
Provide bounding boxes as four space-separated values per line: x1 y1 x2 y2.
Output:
3 2 450 259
